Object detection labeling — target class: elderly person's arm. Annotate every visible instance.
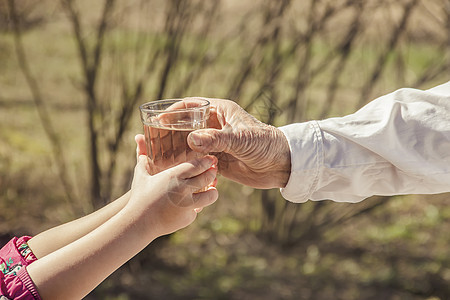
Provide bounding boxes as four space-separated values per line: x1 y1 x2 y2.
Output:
183 81 450 203
279 81 450 202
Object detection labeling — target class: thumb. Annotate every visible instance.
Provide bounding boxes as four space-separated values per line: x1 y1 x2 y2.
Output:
188 128 234 154
135 155 151 176
135 134 147 159
136 155 147 170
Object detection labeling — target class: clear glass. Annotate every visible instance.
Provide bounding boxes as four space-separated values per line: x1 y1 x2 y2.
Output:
139 98 210 176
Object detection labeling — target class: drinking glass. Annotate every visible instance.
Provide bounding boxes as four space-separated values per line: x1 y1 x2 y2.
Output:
139 98 210 176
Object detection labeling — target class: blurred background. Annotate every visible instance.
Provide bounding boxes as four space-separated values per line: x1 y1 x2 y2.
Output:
0 0 449 299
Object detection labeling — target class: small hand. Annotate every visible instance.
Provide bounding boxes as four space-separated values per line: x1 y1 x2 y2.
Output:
130 154 218 236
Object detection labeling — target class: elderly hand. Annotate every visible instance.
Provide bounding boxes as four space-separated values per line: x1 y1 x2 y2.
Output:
136 98 291 189
186 98 291 189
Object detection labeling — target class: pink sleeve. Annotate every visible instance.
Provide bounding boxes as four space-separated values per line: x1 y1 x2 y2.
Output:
0 237 41 300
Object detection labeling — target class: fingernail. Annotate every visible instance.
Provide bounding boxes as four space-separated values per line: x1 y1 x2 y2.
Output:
190 132 203 147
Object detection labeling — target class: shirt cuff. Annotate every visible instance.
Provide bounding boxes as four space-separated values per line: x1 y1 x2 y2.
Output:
278 121 323 203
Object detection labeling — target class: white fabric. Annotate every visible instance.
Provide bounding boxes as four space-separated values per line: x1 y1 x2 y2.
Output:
280 81 450 203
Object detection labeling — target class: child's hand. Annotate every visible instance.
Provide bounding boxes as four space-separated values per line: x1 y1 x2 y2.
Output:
135 134 147 158
129 154 218 237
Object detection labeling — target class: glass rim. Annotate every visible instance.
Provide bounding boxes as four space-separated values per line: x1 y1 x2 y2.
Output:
139 98 210 114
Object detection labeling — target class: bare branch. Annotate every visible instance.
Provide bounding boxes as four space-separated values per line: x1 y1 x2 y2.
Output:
7 0 76 212
357 0 419 108
319 0 366 119
61 0 117 207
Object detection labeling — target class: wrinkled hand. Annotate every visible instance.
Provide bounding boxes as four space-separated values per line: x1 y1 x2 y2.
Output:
130 154 218 237
135 99 291 189
186 98 291 189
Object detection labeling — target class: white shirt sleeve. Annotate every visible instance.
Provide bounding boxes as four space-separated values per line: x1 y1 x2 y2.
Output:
279 81 450 203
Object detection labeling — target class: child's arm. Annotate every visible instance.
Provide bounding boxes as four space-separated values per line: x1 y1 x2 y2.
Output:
27 191 130 259
26 155 218 300
28 134 146 258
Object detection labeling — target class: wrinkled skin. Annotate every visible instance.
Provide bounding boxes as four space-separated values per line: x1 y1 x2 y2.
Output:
137 98 291 189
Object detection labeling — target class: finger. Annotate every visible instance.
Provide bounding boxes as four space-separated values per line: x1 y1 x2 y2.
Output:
192 187 218 209
211 176 218 188
170 97 209 109
134 155 148 176
135 134 147 157
172 155 218 179
135 154 155 176
158 98 209 126
184 167 217 192
187 128 234 154
208 165 219 188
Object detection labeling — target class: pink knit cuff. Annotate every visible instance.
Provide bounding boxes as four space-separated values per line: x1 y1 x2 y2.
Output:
17 266 41 300
0 236 41 299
